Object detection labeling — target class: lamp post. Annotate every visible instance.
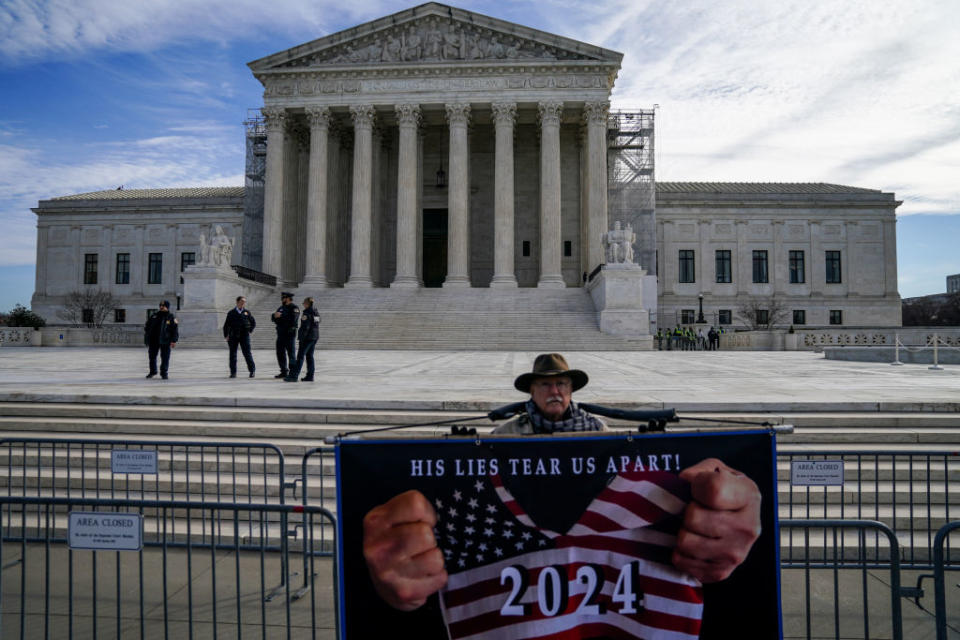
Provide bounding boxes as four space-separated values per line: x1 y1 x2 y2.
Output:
697 293 705 324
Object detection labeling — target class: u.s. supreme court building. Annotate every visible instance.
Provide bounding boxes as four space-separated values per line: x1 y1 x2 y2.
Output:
29 3 903 347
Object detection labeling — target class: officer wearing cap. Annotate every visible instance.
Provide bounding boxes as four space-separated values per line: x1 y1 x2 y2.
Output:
271 292 300 379
223 295 256 378
143 300 179 380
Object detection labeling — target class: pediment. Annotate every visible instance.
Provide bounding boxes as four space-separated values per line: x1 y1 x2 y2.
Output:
249 3 622 72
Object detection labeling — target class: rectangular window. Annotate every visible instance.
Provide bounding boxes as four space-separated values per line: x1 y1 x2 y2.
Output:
83 254 98 285
115 253 130 284
563 241 572 257
718 309 732 325
681 309 695 324
114 309 126 323
752 250 769 283
678 250 695 283
715 250 732 283
148 253 163 284
793 310 806 325
82 308 94 324
789 250 805 284
522 241 530 257
756 309 770 326
181 252 196 272
826 251 842 283
830 310 843 325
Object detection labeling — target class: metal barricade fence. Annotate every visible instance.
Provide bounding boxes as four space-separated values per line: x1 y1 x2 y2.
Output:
780 519 906 640
0 438 292 591
0 496 337 640
933 521 960 640
291 447 338 601
778 450 959 568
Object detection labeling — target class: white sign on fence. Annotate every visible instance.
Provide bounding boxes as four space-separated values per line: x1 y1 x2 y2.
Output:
111 449 158 475
68 512 143 551
790 460 845 486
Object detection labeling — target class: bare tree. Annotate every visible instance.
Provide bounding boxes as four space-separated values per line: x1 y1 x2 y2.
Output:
57 290 117 328
735 296 790 330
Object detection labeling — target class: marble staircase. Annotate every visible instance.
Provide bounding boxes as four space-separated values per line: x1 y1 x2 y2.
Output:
179 288 651 350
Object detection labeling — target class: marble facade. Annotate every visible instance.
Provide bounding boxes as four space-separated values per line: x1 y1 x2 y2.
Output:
245 2 620 290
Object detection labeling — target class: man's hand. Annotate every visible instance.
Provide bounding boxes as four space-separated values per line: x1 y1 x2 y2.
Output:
673 458 762 583
170 343 177 349
363 490 448 611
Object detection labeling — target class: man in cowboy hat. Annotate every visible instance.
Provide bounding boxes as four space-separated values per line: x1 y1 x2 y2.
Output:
363 353 762 614
494 353 605 434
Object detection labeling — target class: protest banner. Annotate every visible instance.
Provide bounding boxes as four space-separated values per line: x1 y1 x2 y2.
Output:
336 430 781 639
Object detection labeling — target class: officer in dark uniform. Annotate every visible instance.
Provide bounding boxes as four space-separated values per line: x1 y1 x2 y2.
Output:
223 295 256 378
144 300 179 379
271 292 300 379
285 296 321 382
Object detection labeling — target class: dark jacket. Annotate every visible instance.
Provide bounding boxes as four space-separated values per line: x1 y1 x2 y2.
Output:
298 306 320 342
144 311 179 346
223 307 256 339
271 303 300 335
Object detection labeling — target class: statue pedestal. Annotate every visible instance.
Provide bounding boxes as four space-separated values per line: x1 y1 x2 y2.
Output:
586 265 651 338
179 266 251 338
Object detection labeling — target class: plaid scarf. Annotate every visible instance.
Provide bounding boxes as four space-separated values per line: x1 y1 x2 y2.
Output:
522 399 604 434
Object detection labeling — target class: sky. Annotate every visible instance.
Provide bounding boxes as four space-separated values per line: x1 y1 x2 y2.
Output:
1 0 958 311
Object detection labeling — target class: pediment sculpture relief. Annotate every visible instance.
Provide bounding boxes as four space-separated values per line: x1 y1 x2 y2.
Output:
278 17 597 68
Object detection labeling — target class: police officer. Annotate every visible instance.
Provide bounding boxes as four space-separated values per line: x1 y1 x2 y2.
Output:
144 300 179 379
223 295 256 378
271 292 300 379
285 296 320 383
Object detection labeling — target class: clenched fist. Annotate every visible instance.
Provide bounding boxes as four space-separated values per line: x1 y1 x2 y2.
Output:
672 458 762 583
363 490 448 611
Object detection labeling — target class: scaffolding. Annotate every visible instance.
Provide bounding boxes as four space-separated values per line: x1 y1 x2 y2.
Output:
607 108 656 275
241 109 267 270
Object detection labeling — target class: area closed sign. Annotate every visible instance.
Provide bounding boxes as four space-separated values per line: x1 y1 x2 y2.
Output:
68 512 143 551
790 460 844 486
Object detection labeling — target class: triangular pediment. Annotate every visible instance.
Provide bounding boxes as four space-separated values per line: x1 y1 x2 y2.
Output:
249 3 622 71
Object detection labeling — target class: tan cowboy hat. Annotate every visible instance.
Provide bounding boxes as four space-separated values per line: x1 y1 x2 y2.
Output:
514 353 589 393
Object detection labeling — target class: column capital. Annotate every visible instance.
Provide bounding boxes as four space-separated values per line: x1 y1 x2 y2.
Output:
582 101 610 125
349 104 376 130
262 107 288 131
394 103 422 128
491 102 517 126
538 101 563 127
445 103 471 127
305 106 332 129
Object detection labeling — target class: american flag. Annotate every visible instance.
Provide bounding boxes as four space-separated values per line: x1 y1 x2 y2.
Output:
435 470 704 640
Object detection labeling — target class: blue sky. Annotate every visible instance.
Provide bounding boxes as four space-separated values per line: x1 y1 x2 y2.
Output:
1 0 958 311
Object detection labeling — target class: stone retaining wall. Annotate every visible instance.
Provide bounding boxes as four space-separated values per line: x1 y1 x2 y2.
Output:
0 327 41 346
718 327 960 351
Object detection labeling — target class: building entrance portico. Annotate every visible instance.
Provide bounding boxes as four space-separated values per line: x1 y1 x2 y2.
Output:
246 2 622 293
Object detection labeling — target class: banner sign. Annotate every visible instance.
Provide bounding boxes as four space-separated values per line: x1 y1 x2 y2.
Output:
336 431 782 640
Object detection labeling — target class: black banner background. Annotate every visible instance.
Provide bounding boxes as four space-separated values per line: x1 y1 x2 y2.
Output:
337 431 781 639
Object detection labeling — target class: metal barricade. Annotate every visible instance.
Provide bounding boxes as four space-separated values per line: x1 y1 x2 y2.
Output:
778 450 959 568
0 437 293 594
0 496 337 640
290 447 338 601
780 519 906 640
933 521 960 640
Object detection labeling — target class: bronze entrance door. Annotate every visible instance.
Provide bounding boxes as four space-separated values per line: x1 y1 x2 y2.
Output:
422 209 448 287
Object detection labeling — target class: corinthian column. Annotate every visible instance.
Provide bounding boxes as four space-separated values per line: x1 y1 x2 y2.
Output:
261 107 287 278
538 101 565 288
302 107 332 287
444 103 471 288
345 105 376 288
490 102 518 288
583 101 609 274
392 104 422 288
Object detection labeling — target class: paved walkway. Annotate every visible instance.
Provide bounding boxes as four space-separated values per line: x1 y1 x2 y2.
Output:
0 347 957 411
